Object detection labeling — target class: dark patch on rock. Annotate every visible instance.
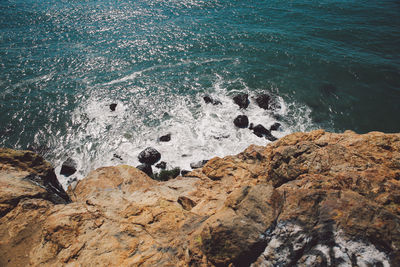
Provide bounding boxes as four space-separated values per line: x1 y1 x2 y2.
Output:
155 161 167 169
190 160 209 169
233 94 249 109
252 124 278 141
60 158 77 177
203 95 222 105
233 115 249 128
109 103 117 111
255 94 271 110
153 168 180 181
138 147 161 165
136 164 153 177
269 122 281 131
159 133 171 142
177 196 197 211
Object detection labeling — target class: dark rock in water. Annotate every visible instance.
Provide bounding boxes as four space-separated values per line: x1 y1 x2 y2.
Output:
233 94 249 109
252 124 278 141
153 168 180 181
60 158 77 177
233 115 249 128
190 160 209 169
159 133 171 142
249 123 254 130
109 103 117 111
212 134 230 140
203 95 222 105
181 170 190 176
138 147 161 165
255 94 271 110
113 154 123 160
155 161 167 169
136 164 153 177
269 122 281 131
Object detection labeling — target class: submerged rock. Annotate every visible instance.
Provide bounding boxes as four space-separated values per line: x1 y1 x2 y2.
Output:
138 147 161 165
158 133 171 142
60 157 77 176
190 160 208 169
233 115 249 128
233 93 249 109
255 94 271 110
136 164 153 177
109 103 117 111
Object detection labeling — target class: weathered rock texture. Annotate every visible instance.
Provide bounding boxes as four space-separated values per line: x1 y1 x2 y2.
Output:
1 130 399 266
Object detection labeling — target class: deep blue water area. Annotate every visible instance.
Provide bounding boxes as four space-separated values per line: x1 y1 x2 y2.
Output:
1 0 399 185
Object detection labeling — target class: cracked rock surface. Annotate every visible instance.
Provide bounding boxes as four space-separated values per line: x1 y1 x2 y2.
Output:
1 130 399 266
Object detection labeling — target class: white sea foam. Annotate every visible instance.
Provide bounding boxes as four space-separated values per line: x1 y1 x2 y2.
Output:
53 76 315 188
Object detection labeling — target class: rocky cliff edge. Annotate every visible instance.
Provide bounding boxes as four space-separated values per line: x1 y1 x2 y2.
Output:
1 130 399 266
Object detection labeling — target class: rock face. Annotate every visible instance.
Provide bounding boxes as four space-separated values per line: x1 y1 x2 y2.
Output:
1 130 400 266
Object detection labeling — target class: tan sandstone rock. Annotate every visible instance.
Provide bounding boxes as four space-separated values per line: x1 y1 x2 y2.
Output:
0 130 399 266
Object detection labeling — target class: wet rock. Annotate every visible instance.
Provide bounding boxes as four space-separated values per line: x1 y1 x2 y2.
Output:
252 124 277 141
138 147 161 165
155 161 167 169
190 160 209 169
255 94 271 110
60 158 77 177
181 169 190 176
109 103 117 111
203 95 222 105
233 93 249 109
233 115 249 128
136 164 153 177
269 122 281 131
158 133 171 142
249 123 254 130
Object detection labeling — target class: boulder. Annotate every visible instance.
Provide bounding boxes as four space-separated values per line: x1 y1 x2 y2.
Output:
158 133 171 142
109 103 117 111
60 158 77 176
190 160 209 169
255 94 271 110
233 93 249 109
252 124 277 141
153 168 180 181
203 95 222 105
233 115 249 128
138 147 161 165
269 122 281 131
155 161 167 169
136 164 153 177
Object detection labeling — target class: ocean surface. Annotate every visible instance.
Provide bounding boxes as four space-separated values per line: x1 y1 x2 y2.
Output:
1 0 399 187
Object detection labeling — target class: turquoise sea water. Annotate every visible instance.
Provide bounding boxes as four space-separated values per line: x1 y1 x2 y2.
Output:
1 0 399 185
